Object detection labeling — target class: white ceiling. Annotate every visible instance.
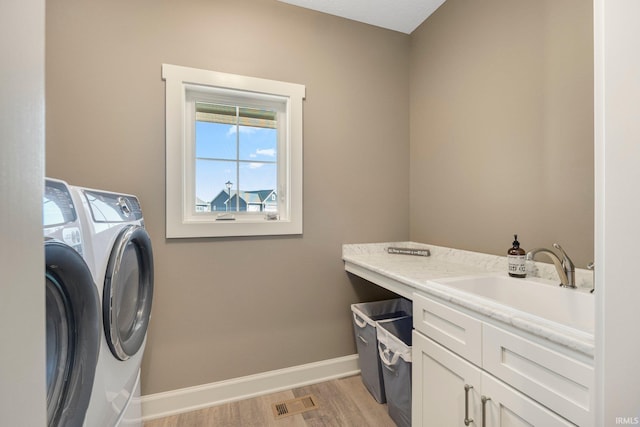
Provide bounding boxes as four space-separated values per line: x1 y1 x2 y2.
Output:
277 0 446 34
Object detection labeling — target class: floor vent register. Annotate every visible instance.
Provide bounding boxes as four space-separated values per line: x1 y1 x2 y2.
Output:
272 395 318 419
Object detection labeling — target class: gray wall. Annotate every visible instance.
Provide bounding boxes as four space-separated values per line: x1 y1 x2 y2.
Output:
410 0 594 268
46 0 409 394
46 0 594 397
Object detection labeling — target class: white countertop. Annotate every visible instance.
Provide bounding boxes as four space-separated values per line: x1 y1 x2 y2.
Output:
343 242 595 357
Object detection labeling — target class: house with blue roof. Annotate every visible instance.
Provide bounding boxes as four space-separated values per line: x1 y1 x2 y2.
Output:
210 189 277 212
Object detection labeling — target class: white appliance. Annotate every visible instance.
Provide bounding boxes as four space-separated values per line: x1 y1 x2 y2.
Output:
43 178 101 426
71 185 154 427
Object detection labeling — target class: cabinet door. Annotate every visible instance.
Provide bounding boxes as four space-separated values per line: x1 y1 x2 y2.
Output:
482 373 577 427
412 330 482 427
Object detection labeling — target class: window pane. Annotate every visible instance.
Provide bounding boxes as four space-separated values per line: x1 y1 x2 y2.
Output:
239 161 277 192
195 121 236 160
239 126 278 162
195 159 235 212
238 162 277 213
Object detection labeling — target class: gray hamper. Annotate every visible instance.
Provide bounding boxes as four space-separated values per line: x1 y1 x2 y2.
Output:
377 316 413 427
351 298 412 403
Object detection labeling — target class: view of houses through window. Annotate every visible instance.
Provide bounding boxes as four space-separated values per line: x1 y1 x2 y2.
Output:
194 101 278 214
196 189 278 213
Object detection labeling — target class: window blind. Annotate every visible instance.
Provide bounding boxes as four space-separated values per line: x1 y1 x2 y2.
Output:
195 102 277 129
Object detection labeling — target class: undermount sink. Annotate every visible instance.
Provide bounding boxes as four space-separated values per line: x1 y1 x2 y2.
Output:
429 275 594 334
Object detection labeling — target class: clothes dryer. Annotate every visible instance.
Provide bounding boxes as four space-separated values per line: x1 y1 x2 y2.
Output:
71 186 154 427
43 178 101 427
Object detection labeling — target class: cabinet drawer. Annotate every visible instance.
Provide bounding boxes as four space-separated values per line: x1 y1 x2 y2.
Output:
483 323 593 427
413 292 482 366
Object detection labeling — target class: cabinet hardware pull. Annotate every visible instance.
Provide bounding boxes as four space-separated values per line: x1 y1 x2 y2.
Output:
481 395 491 427
464 384 474 426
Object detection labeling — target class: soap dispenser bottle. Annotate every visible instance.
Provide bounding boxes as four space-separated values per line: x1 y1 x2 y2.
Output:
508 234 526 278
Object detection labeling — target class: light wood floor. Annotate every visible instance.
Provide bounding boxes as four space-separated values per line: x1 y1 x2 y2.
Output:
144 375 397 427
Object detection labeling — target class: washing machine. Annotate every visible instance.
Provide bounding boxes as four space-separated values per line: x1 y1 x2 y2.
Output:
71 185 154 427
43 178 101 426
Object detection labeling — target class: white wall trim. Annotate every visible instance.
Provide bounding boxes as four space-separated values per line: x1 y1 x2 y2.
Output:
1 0 45 424
594 0 640 423
141 354 360 421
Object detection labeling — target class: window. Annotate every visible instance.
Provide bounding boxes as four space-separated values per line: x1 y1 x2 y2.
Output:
162 64 305 238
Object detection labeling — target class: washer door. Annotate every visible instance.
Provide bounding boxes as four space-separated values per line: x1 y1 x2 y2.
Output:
103 225 154 361
45 240 100 427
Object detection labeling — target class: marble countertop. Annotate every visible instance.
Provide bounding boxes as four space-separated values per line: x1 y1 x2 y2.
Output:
343 242 595 357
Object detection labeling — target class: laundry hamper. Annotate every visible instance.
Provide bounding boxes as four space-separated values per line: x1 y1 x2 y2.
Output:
377 316 413 427
351 298 412 403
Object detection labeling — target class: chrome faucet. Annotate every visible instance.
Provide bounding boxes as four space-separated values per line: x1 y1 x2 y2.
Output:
526 243 576 288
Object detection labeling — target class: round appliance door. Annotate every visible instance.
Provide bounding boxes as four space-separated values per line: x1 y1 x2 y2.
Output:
45 240 100 427
103 225 154 361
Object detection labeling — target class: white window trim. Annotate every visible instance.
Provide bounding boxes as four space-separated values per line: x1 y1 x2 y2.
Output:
162 64 305 238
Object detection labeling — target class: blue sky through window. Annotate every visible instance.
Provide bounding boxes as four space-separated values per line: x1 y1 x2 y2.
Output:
195 121 277 203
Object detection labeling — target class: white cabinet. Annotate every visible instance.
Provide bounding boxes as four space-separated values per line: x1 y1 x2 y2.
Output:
482 324 593 426
413 332 577 427
481 373 575 427
412 330 482 426
412 292 593 427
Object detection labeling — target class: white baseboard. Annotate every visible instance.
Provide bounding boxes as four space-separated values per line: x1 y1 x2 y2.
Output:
141 354 360 421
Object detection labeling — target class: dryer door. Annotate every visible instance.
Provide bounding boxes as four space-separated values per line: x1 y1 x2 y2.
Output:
45 240 100 427
103 225 154 361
